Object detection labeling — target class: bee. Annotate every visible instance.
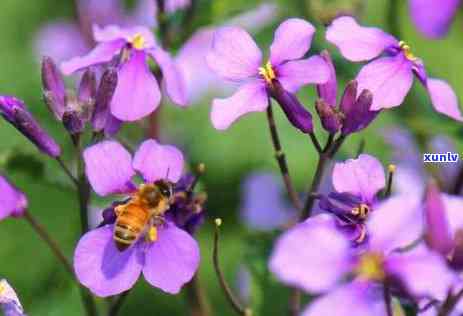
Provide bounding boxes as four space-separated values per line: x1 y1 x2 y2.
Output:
113 179 173 251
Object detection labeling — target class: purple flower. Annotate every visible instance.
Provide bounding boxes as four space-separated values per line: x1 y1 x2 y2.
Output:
315 52 379 135
326 16 462 121
168 174 207 235
207 18 330 130
240 172 296 231
0 96 61 157
383 127 462 195
409 0 461 39
269 195 454 316
318 154 385 241
0 279 26 316
74 139 199 296
61 24 187 121
0 176 27 221
175 4 278 103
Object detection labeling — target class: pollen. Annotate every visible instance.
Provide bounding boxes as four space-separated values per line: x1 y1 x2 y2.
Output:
398 41 417 61
130 33 146 50
0 282 4 295
148 226 158 242
355 252 385 281
258 61 276 84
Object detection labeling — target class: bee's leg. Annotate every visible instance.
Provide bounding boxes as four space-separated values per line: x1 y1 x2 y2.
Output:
145 225 158 243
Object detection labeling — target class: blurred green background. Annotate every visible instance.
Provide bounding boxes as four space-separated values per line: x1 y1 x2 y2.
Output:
0 0 462 315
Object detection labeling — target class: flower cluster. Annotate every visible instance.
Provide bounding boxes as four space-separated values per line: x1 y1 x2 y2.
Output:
0 2 462 316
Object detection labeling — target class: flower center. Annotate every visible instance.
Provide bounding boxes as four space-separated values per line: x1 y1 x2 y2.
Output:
399 41 417 61
355 252 385 281
258 61 276 84
351 203 370 219
0 282 4 295
130 33 146 50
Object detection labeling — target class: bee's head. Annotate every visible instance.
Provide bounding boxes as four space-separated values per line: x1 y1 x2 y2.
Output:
154 179 173 199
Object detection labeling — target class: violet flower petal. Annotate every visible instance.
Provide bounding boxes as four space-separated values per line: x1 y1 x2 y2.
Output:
367 195 423 253
332 154 385 203
111 50 161 121
148 47 188 106
387 246 456 301
326 16 397 62
61 39 125 75
0 176 27 220
269 18 315 66
302 282 387 316
443 194 463 236
73 225 143 297
240 172 295 230
34 21 88 63
317 50 337 106
0 279 26 316
142 222 200 294
133 139 184 183
92 24 156 48
210 81 268 130
269 215 352 293
409 0 460 39
276 55 330 93
206 26 262 82
357 54 414 111
83 140 136 196
424 182 454 256
426 78 463 121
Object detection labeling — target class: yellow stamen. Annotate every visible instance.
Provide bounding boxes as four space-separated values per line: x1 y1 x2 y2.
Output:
215 218 222 227
258 61 276 84
0 282 4 295
398 41 417 61
148 226 158 242
355 252 385 281
351 203 370 219
131 33 146 50
388 164 397 173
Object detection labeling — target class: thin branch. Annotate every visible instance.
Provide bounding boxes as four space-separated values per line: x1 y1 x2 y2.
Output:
186 274 212 316
213 219 251 316
23 210 97 316
108 289 131 316
76 139 91 234
266 105 303 211
309 133 322 154
55 156 79 187
383 286 393 316
356 139 366 157
23 210 74 275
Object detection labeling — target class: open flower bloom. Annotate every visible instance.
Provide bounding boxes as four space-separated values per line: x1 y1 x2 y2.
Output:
269 194 454 316
409 0 461 39
0 176 27 221
326 16 462 121
74 140 200 297
0 279 26 316
207 18 330 130
61 24 187 121
175 3 278 103
318 154 385 242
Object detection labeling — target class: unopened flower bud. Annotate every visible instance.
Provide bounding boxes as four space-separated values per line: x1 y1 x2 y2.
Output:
315 99 342 133
270 81 313 134
316 50 337 106
92 68 118 132
0 96 61 157
62 110 85 135
341 85 378 135
424 181 454 256
41 56 66 120
77 69 97 111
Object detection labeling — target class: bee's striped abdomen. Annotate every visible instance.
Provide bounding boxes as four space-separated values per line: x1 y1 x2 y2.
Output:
113 203 150 251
